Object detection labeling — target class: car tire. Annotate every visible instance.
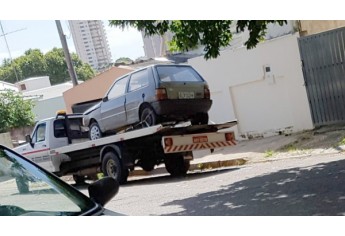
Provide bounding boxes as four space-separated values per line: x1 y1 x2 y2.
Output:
102 152 128 184
140 106 157 127
191 113 209 125
89 122 102 140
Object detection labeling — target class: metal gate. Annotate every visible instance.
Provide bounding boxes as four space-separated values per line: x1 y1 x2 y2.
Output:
298 27 345 126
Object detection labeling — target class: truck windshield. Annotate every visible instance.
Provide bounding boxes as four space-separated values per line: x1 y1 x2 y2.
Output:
0 146 98 216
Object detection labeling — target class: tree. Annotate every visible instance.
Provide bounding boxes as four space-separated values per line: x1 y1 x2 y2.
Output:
0 90 35 133
0 48 96 85
115 57 133 64
109 20 287 60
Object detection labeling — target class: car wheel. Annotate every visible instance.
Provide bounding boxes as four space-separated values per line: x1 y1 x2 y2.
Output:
89 122 102 140
191 113 209 125
140 106 157 127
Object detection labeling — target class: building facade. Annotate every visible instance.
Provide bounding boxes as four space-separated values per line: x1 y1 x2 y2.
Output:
69 20 112 71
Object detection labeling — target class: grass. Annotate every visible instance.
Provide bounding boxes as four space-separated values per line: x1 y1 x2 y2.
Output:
264 149 275 158
337 137 345 146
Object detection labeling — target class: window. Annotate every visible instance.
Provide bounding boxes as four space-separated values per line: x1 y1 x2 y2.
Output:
20 84 26 91
32 123 46 143
54 120 67 138
128 69 149 92
107 76 129 100
156 66 203 82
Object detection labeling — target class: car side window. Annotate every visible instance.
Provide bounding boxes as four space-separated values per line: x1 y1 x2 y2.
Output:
32 123 46 143
107 76 129 100
128 69 149 92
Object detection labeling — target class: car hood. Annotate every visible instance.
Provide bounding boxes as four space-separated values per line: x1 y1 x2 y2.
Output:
83 102 101 115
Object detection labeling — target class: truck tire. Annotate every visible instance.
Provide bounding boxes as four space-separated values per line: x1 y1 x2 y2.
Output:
89 122 102 140
102 151 128 184
164 154 190 177
73 175 86 185
15 177 29 194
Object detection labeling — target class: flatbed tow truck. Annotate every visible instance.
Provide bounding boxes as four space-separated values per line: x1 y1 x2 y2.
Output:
14 112 237 184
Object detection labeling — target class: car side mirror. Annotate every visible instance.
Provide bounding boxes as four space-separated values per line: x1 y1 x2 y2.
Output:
88 177 119 207
102 96 108 102
25 135 33 147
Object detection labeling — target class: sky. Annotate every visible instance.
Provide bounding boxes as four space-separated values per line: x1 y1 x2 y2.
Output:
0 20 145 64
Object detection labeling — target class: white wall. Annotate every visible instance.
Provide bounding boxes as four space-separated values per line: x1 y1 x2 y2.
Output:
32 97 66 121
17 76 51 91
189 33 314 139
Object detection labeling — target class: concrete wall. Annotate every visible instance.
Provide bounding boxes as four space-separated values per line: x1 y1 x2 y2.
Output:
189 33 314 139
299 20 345 36
0 133 13 148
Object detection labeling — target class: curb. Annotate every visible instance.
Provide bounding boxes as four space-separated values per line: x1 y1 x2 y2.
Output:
129 158 247 177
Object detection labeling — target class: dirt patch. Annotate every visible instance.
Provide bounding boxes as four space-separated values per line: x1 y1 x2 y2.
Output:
275 125 345 157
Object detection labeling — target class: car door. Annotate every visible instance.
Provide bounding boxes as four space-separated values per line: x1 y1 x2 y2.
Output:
21 122 51 171
100 76 129 131
125 68 153 124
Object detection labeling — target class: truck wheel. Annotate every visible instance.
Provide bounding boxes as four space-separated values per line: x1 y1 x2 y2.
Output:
89 122 102 140
15 177 29 194
164 154 190 177
191 113 209 125
73 175 86 185
141 162 155 172
102 152 128 184
140 106 157 127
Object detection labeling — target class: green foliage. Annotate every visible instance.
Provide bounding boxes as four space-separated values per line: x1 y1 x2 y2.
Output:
0 90 35 133
109 20 287 60
115 57 133 64
264 149 275 158
0 48 96 85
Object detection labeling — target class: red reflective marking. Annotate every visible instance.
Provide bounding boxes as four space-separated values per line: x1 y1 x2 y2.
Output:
173 146 178 152
183 145 189 151
178 145 184 151
22 148 50 156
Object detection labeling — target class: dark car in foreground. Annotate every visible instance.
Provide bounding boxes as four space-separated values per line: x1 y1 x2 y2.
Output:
0 144 120 216
83 64 212 140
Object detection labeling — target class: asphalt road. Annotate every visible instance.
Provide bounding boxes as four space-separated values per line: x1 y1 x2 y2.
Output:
79 153 345 216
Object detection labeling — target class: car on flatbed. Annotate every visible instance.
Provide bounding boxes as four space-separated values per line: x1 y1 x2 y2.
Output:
83 64 212 140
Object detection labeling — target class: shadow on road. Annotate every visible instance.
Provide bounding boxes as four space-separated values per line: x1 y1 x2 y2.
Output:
161 159 345 216
124 167 240 187
72 167 240 191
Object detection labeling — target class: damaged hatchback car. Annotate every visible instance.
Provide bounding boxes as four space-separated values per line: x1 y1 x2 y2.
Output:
83 64 212 140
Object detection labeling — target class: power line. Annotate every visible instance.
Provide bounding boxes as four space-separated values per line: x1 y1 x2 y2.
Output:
0 21 21 82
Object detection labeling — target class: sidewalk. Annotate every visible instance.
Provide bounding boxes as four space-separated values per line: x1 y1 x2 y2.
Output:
129 124 345 177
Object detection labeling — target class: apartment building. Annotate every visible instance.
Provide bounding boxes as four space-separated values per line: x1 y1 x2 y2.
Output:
69 20 112 71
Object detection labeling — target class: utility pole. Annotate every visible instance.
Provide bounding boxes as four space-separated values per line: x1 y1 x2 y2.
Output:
55 20 78 86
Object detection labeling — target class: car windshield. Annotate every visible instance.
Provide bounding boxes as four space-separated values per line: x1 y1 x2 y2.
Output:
156 65 203 82
0 146 98 216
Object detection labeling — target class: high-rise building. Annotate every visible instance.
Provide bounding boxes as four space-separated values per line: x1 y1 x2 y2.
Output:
69 20 112 71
